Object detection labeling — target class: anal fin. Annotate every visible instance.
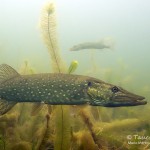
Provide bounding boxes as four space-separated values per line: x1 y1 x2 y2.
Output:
0 99 17 115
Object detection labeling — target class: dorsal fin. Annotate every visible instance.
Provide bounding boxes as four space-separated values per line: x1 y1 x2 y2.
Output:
0 64 20 84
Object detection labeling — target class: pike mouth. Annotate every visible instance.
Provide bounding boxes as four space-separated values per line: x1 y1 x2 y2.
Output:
133 96 147 105
118 95 147 106
106 95 147 107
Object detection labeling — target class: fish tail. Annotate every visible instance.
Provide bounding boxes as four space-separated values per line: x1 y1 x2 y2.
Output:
101 37 115 50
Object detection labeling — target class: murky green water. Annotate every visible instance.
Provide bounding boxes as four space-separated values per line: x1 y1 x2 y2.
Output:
0 0 150 149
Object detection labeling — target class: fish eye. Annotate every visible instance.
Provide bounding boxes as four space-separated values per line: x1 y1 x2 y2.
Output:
111 86 119 93
88 82 92 86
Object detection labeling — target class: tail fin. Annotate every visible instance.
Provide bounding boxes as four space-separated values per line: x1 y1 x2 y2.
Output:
101 37 115 50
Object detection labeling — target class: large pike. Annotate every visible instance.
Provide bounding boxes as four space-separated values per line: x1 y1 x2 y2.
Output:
0 64 147 115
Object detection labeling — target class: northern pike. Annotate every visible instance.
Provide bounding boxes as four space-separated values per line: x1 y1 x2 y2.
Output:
0 64 147 115
70 37 114 51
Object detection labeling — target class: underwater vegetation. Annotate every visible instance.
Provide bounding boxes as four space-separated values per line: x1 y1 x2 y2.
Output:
40 2 66 73
0 1 149 150
68 60 79 74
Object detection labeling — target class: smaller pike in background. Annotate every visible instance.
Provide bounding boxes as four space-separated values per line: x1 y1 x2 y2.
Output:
70 37 115 51
0 64 147 115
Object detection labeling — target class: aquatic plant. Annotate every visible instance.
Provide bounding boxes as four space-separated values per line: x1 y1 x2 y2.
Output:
54 106 71 150
0 134 5 150
40 2 66 73
68 60 79 74
11 142 32 150
79 109 102 149
38 114 54 150
19 60 35 75
30 103 45 116
72 131 99 150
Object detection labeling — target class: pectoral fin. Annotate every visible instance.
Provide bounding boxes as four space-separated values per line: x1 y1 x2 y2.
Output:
0 99 17 115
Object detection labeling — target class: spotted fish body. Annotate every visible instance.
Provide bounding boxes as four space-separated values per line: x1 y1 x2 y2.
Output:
0 64 147 115
1 73 90 105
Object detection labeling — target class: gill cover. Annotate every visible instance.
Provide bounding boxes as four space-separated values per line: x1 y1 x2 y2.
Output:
86 80 113 106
